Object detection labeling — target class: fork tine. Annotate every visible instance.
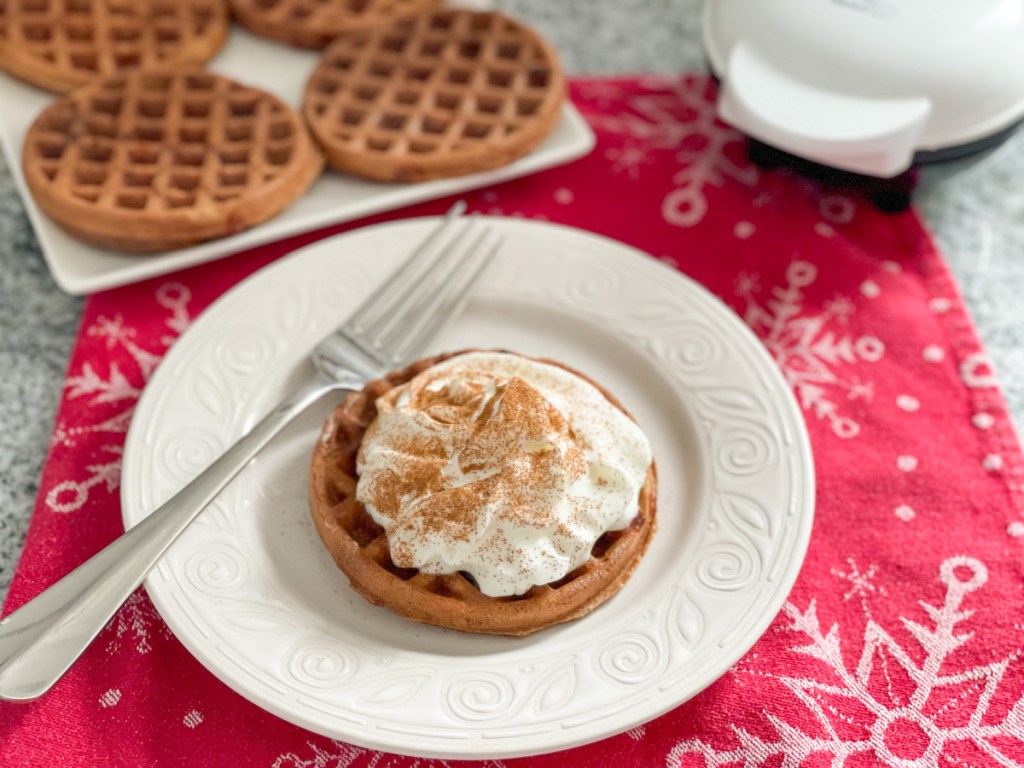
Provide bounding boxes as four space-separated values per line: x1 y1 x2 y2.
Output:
363 213 484 348
381 221 489 350
351 200 467 335
389 234 502 364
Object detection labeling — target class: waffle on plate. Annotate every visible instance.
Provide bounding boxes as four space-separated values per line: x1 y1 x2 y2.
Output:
302 9 565 182
309 351 657 637
228 0 440 50
22 68 322 252
0 0 229 93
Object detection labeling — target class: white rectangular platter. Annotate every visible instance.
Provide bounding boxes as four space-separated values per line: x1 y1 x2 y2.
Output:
0 25 595 295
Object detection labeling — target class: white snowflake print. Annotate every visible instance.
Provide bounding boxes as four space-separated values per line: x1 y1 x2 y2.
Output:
47 283 192 513
605 143 651 180
895 504 916 522
45 445 122 514
666 556 1024 768
960 352 998 389
819 195 857 225
64 362 142 407
273 742 507 768
589 76 758 227
739 260 885 439
89 314 162 380
575 78 629 109
831 558 886 606
51 366 137 451
103 589 172 655
156 282 190 342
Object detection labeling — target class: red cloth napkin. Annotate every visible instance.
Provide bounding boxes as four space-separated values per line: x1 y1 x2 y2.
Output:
3 75 1023 767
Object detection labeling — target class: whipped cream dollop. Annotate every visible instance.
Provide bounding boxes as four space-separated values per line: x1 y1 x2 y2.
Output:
355 352 652 597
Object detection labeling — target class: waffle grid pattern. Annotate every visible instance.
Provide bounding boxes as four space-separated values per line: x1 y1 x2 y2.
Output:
228 0 439 49
31 72 298 210
303 9 565 181
326 473 635 604
310 352 656 637
23 69 321 251
0 0 227 92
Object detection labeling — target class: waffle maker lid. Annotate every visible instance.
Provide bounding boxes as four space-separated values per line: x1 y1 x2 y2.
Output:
703 0 1024 177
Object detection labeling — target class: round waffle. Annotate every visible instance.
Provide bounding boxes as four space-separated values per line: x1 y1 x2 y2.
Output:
0 0 228 94
309 351 658 637
228 0 441 50
22 68 322 253
302 9 565 182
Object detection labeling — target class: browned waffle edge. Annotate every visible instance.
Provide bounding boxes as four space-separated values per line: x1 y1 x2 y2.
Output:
0 2 230 94
309 349 659 637
21 68 324 253
228 0 442 50
301 10 566 183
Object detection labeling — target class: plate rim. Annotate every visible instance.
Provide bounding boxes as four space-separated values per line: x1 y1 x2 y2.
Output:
122 215 816 759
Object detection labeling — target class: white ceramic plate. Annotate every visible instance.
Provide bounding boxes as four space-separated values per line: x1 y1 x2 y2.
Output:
122 217 815 759
0 24 594 296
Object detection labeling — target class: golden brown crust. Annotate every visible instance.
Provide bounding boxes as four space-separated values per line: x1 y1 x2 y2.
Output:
302 9 565 183
22 68 323 253
0 0 228 94
228 0 441 50
309 350 658 637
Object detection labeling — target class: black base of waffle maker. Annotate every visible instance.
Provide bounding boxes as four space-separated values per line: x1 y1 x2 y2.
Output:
745 140 918 213
708 68 1023 213
744 119 1021 213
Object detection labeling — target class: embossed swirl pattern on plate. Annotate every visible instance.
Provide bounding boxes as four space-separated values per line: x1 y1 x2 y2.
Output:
694 543 759 593
184 545 249 594
716 423 779 477
564 262 624 307
661 323 726 375
285 641 358 689
215 326 278 377
444 672 517 722
160 428 224 486
595 631 663 686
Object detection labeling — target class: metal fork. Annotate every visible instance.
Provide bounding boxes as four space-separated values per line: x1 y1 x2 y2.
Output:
0 202 500 701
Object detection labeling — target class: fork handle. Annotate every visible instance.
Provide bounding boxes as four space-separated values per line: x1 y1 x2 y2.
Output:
0 379 347 701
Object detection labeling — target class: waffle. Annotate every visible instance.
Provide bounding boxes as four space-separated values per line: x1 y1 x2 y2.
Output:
228 0 441 50
302 9 565 182
0 0 229 93
309 351 658 637
22 68 322 253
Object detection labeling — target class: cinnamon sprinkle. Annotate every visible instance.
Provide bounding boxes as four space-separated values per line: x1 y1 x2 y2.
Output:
354 352 652 596
365 372 586 553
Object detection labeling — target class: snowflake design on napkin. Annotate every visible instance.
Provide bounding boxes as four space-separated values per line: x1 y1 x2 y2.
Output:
45 283 191 514
738 261 885 439
583 75 758 228
103 590 172 656
667 557 1024 767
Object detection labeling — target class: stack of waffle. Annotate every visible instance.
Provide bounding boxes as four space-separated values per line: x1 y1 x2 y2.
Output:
3 0 566 252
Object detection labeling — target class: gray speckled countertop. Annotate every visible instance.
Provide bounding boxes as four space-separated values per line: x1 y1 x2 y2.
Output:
1 0 1022 604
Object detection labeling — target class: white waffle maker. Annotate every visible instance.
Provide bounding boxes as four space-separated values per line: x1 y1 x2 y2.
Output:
703 0 1024 178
